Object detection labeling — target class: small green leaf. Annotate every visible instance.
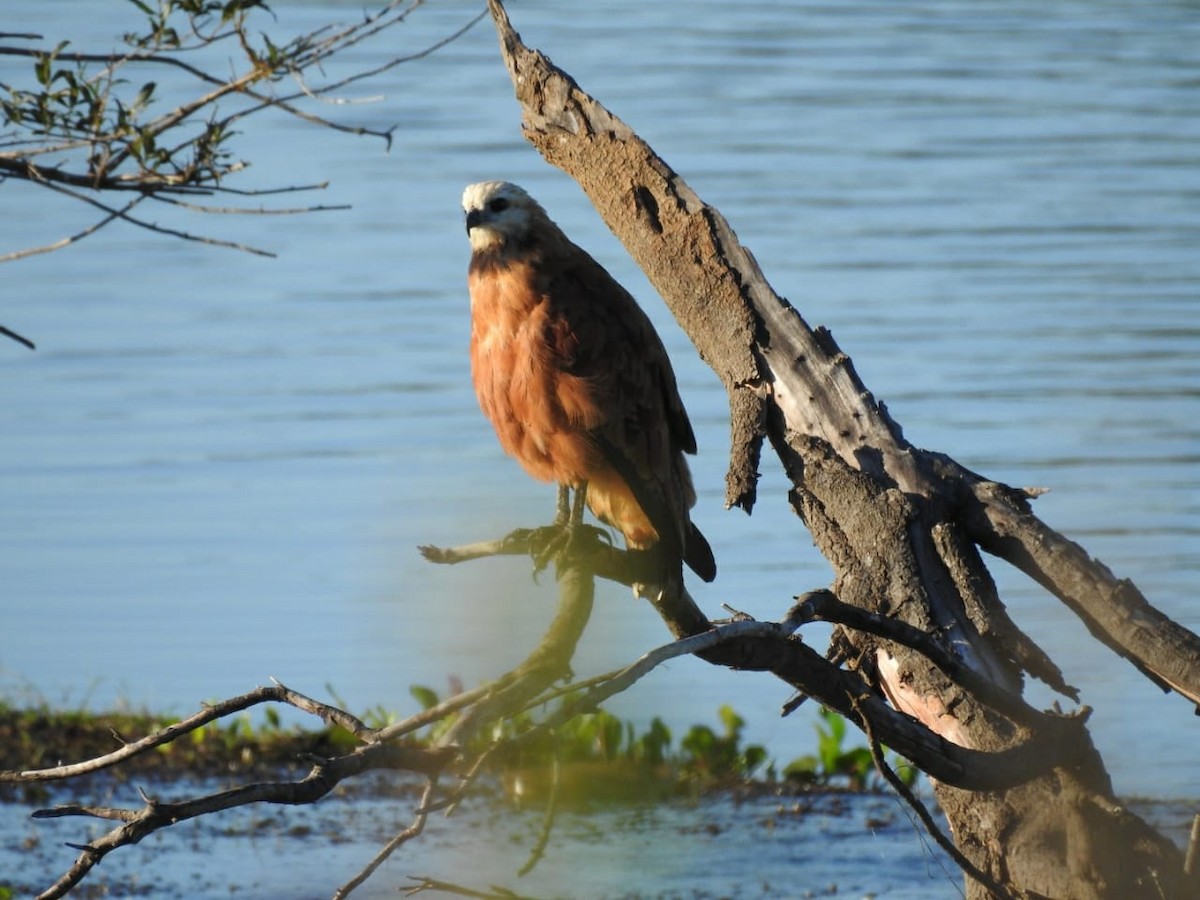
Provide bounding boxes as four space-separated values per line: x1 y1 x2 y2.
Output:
409 685 440 711
783 754 820 783
717 703 744 738
741 744 767 775
132 81 156 112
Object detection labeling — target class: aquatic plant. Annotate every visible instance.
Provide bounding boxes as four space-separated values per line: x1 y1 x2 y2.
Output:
784 709 918 791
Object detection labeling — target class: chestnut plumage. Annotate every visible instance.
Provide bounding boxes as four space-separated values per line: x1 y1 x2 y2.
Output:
461 181 715 583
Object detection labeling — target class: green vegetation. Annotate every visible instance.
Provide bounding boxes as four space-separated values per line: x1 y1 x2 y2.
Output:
1 692 914 805
401 685 911 801
783 709 918 791
0 700 354 782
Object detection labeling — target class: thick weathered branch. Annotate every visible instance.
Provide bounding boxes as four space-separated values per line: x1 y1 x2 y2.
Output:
427 532 1090 793
482 2 1194 895
481 0 1200 709
652 590 1092 793
965 474 1200 705
791 589 1068 731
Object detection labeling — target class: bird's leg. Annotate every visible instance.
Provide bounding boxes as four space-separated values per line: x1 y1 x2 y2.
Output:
569 481 588 526
553 483 571 527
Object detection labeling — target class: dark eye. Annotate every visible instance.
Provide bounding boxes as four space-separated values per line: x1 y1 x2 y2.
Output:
488 198 509 213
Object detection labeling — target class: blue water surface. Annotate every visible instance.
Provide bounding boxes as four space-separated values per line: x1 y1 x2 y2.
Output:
1 3 1198 894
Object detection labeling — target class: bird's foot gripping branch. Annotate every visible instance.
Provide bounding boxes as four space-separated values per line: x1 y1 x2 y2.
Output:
421 521 655 589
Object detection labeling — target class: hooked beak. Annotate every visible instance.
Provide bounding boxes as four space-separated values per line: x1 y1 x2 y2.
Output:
465 208 483 233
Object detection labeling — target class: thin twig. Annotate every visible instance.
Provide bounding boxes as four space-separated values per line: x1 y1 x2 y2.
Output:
30 176 277 256
1185 814 1200 882
150 193 350 215
0 324 36 349
416 743 498 818
860 702 1022 900
404 876 542 899
290 7 488 102
3 686 283 782
1 680 370 783
540 619 800 719
333 776 438 899
0 195 146 263
517 744 559 877
373 681 496 744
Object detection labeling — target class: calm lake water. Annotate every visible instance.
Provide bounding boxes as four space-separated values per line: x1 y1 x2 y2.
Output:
2 0 1199 894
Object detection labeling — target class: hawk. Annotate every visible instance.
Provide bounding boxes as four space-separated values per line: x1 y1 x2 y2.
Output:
461 180 716 586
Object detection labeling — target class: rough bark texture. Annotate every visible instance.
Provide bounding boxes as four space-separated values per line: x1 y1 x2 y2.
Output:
485 2 1200 897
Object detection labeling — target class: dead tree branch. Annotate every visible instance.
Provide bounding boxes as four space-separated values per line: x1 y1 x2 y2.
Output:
481 0 1196 895
421 534 1090 794
5 538 608 898
332 778 439 900
403 876 541 899
5 524 1081 898
481 0 1200 708
859 711 1017 900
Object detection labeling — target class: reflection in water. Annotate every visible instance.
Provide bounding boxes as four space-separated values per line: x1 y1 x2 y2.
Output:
3 780 966 898
1 0 1197 822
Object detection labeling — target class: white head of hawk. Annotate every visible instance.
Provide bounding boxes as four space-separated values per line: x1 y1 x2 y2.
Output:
461 181 546 253
459 179 717 587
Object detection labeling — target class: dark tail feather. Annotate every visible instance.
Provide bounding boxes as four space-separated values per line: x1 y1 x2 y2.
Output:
685 523 716 582
591 434 716 583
